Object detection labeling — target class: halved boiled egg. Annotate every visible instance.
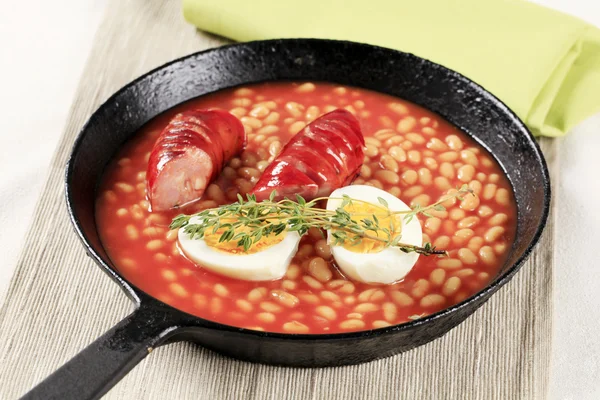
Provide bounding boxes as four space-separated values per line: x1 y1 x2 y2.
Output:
178 216 301 281
326 185 423 284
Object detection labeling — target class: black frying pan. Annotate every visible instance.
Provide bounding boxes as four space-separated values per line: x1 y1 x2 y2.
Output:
23 39 550 400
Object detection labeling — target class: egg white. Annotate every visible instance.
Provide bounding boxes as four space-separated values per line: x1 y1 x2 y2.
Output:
326 185 423 284
178 216 301 281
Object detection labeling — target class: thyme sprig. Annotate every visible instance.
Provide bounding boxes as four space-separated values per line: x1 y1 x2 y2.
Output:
170 185 473 256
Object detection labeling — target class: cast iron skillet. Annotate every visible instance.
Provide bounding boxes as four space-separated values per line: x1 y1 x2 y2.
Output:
24 39 550 400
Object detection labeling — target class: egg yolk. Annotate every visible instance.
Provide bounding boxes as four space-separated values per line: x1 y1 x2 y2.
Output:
339 202 402 253
203 218 286 255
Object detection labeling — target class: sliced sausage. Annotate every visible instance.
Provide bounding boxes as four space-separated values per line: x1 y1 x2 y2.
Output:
146 109 245 211
251 109 364 201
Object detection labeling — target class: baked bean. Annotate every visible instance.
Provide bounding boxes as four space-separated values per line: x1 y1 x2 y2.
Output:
281 280 297 291
478 205 493 218
116 208 128 217
439 151 458 162
297 243 314 258
353 100 365 109
426 138 448 151
161 269 176 281
388 102 409 115
260 301 283 313
257 125 279 136
305 105 320 121
484 226 505 242
407 150 421 165
423 157 438 170
397 116 416 133
315 239 332 260
298 293 319 304
429 268 446 286
437 258 463 269
434 176 451 191
495 188 510 206
455 228 475 241
390 291 414 306
339 319 366 330
445 135 463 150
454 269 475 278
382 302 398 322
442 277 462 296
213 283 229 297
146 239 164 251
205 183 225 203
238 167 260 180
482 183 497 200
360 165 372 179
114 182 134 194
374 170 400 185
388 146 407 162
229 107 247 118
460 193 480 211
285 101 304 117
401 170 418 185
271 290 300 308
457 165 475 182
308 257 332 282
460 150 479 166
316 306 337 321
420 294 445 308
489 213 508 226
289 120 305 135
373 320 392 329
169 283 189 298
467 237 484 253
327 280 356 294
234 87 253 96
344 296 357 305
388 187 401 197
488 173 500 183
364 144 379 158
478 272 491 282
433 235 450 249
412 194 431 207
256 160 270 172
411 279 430 298
143 226 165 236
418 168 433 186
257 312 276 323
449 208 465 220
406 133 425 144
296 82 316 93
439 162 455 179
321 291 340 302
356 288 384 303
366 180 384 189
458 216 480 229
263 111 280 125
249 106 269 118
380 155 399 172
126 224 139 240
403 187 424 200
479 246 497 266
241 116 262 130
154 253 168 262
354 303 378 313
129 204 144 220
457 248 478 265
334 86 348 95
235 299 253 313
192 293 207 309
495 243 508 255
248 287 267 302
344 105 357 115
234 178 253 194
268 141 282 157
385 136 404 148
303 276 324 290
424 217 441 235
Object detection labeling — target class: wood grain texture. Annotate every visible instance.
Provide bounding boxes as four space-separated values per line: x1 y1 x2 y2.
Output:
0 0 556 398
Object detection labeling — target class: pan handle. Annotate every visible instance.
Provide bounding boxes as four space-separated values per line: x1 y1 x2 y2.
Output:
22 303 180 400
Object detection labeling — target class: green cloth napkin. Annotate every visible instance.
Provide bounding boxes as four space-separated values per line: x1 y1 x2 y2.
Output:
183 0 600 137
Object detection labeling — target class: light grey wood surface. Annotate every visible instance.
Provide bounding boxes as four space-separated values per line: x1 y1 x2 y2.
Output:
0 0 556 398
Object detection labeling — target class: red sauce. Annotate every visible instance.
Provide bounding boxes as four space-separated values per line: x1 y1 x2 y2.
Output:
96 82 516 334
